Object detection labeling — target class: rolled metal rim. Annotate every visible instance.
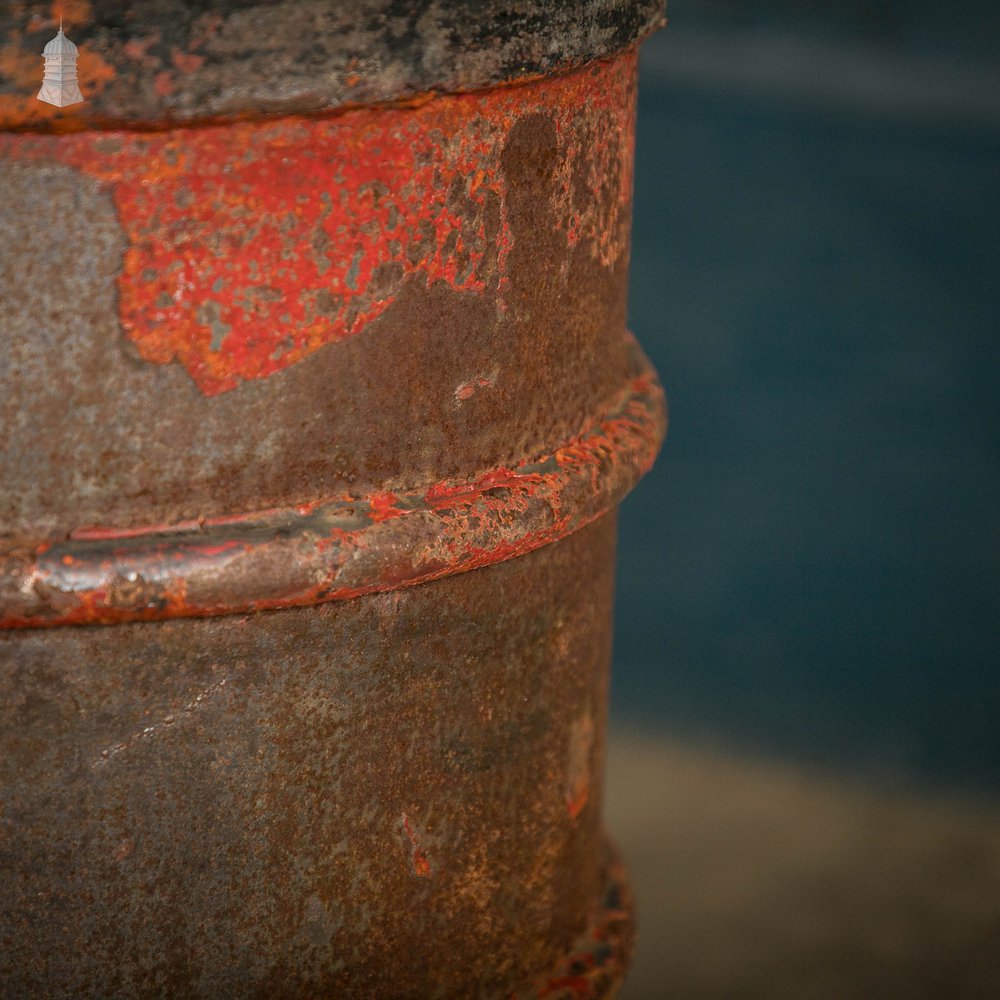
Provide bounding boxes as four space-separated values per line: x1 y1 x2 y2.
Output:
0 335 665 629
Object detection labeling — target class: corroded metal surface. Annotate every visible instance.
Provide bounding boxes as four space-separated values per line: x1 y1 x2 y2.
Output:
524 847 635 1000
0 4 665 995
1 341 662 628
1 518 622 998
1 56 643 536
0 0 664 130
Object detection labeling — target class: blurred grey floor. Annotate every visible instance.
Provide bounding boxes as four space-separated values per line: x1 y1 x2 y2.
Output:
605 730 1000 999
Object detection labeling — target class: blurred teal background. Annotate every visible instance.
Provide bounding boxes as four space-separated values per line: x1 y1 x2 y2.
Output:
608 7 1000 993
613 0 1000 795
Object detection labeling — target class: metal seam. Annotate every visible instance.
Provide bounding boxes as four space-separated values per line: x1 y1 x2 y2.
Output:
0 337 665 630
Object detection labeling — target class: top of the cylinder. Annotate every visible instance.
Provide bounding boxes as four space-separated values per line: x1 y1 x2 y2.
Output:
1 0 665 131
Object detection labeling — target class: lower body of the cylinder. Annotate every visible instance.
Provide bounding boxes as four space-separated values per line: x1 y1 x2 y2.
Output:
0 514 632 998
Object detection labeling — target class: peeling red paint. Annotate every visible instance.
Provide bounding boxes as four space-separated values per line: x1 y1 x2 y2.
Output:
367 493 405 524
0 56 635 395
0 339 665 629
0 9 660 995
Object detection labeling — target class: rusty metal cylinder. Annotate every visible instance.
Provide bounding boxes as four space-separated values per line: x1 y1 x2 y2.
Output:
0 3 666 997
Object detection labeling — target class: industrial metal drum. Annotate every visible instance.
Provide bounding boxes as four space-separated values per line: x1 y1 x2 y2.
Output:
0 2 666 996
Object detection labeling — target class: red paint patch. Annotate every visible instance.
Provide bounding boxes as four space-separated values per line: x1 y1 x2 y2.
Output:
0 56 636 395
367 492 404 524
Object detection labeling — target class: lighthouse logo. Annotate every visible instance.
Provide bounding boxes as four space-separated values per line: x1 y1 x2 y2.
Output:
37 20 84 108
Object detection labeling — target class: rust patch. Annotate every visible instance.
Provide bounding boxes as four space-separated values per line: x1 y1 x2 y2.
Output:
0 518 625 997
0 337 665 628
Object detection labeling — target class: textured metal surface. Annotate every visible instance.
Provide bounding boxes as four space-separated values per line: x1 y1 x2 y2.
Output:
524 845 635 999
1 340 662 628
1 55 644 536
0 6 665 995
0 0 664 130
1 517 621 998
